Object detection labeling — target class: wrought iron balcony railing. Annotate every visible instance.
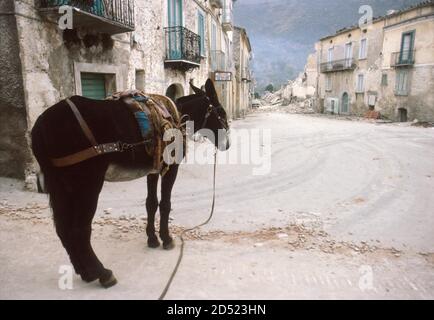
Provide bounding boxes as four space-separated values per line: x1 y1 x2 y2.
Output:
320 58 357 73
391 50 415 67
165 26 201 71
39 0 135 34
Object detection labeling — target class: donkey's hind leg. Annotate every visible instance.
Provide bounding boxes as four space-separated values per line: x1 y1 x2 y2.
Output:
70 169 117 288
159 165 179 250
51 189 84 276
146 174 160 248
51 163 116 288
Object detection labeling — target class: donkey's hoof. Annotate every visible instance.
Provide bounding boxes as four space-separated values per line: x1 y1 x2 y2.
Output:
163 240 176 250
99 270 117 289
148 237 161 249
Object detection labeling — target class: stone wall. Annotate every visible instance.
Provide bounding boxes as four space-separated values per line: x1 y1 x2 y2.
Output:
0 0 32 179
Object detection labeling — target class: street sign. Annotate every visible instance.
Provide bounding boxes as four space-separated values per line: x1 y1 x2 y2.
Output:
214 72 232 82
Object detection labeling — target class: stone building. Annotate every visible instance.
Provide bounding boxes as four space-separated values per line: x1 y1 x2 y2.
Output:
315 1 434 121
0 0 252 184
233 26 253 118
208 0 236 120
281 53 317 103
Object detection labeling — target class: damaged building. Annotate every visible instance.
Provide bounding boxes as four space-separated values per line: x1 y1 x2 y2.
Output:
315 1 434 121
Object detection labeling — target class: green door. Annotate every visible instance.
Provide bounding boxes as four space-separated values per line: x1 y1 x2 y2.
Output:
341 92 349 113
81 73 107 100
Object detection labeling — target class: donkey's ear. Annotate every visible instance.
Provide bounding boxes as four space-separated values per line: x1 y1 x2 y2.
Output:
190 81 205 95
205 79 219 103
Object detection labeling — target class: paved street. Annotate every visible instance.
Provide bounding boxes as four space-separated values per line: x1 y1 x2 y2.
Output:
1 112 433 299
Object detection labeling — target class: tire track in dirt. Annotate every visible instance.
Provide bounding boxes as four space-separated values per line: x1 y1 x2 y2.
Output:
173 135 365 207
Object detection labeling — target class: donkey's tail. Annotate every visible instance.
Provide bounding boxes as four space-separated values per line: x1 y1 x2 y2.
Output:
31 114 61 203
31 115 68 229
31 115 49 193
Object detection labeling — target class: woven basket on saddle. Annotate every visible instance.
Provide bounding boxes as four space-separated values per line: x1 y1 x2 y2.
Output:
107 90 184 176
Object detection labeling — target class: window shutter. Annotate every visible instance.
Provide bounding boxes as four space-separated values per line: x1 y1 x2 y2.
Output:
81 73 107 100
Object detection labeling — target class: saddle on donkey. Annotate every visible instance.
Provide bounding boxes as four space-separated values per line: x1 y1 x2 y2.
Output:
107 90 186 177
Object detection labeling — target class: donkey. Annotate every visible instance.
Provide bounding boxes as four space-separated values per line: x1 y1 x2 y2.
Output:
31 79 230 288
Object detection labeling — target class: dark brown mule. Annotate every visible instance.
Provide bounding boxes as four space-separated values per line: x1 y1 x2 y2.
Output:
31 79 230 288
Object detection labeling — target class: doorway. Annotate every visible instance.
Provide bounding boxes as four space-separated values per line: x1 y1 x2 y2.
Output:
341 92 349 114
166 83 184 102
398 108 408 122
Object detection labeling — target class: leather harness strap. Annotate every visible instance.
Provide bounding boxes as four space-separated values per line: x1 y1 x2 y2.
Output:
51 99 122 167
65 98 98 146
51 143 122 168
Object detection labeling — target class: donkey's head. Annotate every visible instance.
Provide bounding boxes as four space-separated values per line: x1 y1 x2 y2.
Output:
177 79 231 151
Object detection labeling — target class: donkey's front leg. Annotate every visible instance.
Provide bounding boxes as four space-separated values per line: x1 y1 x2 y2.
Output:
146 174 160 248
160 164 179 250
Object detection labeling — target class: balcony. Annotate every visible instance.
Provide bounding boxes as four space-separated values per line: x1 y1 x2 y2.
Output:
320 59 357 73
241 68 252 82
165 27 201 71
391 50 415 68
39 0 135 35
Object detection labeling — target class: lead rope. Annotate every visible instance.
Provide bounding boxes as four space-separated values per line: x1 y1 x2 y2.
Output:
158 149 218 300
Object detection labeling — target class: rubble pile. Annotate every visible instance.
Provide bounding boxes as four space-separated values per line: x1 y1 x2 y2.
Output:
365 110 381 120
257 97 316 114
280 99 315 114
0 201 50 222
0 202 414 258
261 91 283 105
412 120 434 128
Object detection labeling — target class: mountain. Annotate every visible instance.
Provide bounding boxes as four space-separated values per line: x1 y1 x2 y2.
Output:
233 0 424 91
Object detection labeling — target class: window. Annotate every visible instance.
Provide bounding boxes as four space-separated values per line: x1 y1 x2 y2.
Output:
395 70 409 96
328 47 333 63
345 42 353 67
359 38 368 59
211 22 217 52
400 31 415 63
168 0 183 27
197 10 205 56
381 74 388 86
81 73 107 100
356 74 365 93
325 75 332 91
135 70 145 91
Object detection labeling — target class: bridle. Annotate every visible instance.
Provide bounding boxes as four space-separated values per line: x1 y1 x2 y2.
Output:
200 99 230 131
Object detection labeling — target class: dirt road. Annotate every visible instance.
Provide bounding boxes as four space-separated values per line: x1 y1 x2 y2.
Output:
1 112 433 299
